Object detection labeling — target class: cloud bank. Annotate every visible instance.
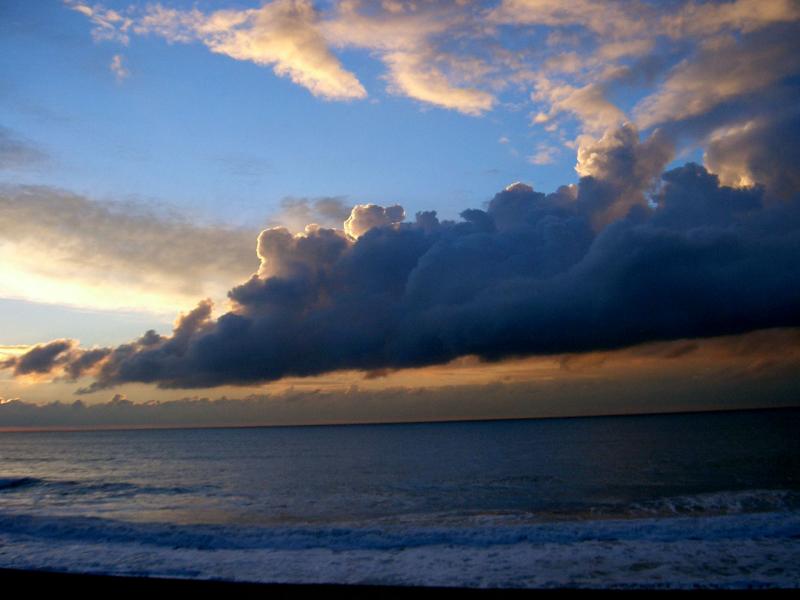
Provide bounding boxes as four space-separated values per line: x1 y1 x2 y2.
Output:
3 327 799 429
5 120 800 391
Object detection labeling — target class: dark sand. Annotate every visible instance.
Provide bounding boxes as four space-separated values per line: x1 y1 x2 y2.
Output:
1 568 795 596
0 568 539 597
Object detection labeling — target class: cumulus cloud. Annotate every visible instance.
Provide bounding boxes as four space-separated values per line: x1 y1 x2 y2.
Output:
7 120 799 391
267 196 352 233
575 124 674 226
704 108 800 200
344 204 405 238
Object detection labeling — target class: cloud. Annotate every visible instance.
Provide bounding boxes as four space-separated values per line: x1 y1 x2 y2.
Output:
267 196 352 233
110 54 129 81
323 1 496 115
488 0 651 38
661 0 800 38
0 185 259 313
634 27 800 130
574 123 674 226
382 51 496 115
527 143 558 165
703 108 800 200
0 126 48 170
30 2 800 395
135 0 366 101
65 1 133 44
8 121 799 391
3 327 799 428
73 1 498 114
0 339 77 377
66 0 800 131
344 204 405 238
532 79 628 135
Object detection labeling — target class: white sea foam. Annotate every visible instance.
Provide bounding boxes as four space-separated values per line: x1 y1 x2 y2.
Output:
0 509 798 588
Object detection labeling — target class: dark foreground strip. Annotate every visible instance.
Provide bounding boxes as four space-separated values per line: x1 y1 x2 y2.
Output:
0 568 794 598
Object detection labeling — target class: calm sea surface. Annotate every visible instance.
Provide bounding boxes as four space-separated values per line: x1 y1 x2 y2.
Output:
1 408 799 588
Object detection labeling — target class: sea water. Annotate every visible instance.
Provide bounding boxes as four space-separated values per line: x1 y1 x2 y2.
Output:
0 408 798 588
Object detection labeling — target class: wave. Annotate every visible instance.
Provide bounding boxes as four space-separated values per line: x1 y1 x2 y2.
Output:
626 489 800 518
0 475 195 497
405 489 800 526
0 502 798 553
0 477 41 491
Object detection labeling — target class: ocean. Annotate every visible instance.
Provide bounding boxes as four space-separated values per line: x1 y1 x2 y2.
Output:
0 408 798 588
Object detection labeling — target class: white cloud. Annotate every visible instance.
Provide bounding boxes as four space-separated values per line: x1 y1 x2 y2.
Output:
384 51 495 116
135 0 366 101
527 143 558 165
64 0 800 195
110 54 129 81
65 1 133 45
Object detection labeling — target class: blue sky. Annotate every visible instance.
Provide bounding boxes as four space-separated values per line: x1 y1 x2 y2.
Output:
1 0 582 228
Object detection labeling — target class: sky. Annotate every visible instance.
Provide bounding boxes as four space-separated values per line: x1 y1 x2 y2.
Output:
1 0 799 429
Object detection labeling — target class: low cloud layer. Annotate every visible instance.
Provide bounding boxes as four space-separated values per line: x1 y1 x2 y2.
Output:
5 122 799 391
3 327 799 429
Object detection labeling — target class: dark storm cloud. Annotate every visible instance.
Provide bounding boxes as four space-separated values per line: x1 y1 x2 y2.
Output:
5 122 800 391
0 339 76 376
3 328 800 428
0 338 110 381
63 348 112 381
